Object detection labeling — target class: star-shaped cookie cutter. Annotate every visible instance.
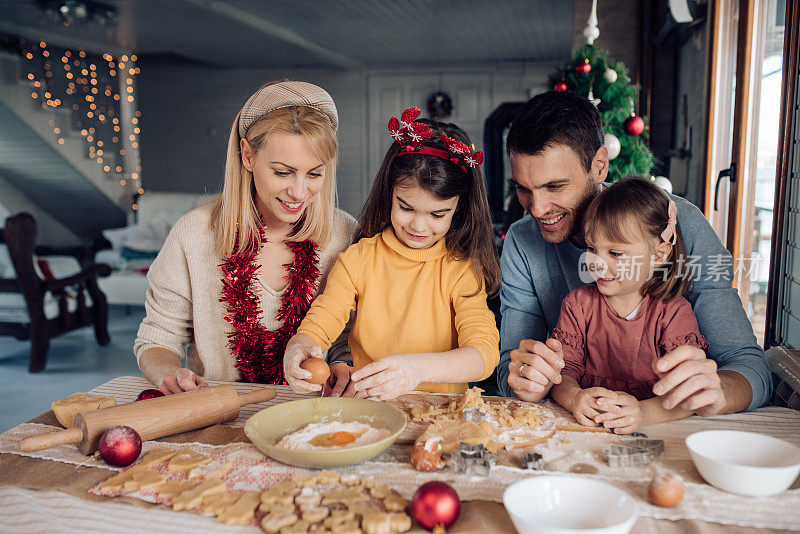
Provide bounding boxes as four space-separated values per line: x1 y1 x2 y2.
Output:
448 441 496 475
521 451 545 470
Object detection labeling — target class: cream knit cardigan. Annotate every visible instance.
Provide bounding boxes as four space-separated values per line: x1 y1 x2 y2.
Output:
134 203 357 382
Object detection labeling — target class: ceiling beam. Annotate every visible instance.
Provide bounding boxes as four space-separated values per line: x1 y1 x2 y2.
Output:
180 0 362 69
0 22 127 56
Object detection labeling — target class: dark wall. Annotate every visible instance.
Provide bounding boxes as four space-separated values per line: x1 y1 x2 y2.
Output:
135 58 366 214
572 0 640 83
573 0 710 207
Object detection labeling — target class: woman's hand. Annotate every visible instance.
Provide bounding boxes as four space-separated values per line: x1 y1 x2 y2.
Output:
594 391 645 434
159 368 209 395
283 335 324 393
350 354 425 401
324 362 355 397
570 387 619 427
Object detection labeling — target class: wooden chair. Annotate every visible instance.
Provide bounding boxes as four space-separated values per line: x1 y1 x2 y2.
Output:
0 213 112 372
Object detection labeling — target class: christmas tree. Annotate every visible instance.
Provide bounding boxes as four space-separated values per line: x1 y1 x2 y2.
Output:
548 43 656 182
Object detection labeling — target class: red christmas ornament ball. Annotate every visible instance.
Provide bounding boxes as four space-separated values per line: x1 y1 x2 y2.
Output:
576 59 592 74
134 388 165 401
98 425 142 467
412 481 461 531
553 81 568 92
624 114 645 136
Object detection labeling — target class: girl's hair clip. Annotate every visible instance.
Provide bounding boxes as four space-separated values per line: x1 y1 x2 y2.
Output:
440 134 484 167
388 107 484 172
388 107 434 146
660 199 678 244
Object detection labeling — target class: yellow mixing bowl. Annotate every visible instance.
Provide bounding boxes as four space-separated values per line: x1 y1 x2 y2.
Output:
244 397 407 468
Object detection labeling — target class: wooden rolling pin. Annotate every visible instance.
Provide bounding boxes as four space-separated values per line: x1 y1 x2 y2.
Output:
19 384 276 454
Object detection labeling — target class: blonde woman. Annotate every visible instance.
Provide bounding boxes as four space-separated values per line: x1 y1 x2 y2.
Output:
135 81 356 395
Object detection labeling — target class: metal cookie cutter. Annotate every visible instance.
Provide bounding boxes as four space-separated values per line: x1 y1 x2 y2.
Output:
603 437 665 467
521 452 545 470
462 407 489 423
449 442 496 476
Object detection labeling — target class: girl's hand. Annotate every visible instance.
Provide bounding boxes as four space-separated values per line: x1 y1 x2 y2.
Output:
283 341 324 393
594 392 645 434
159 368 209 395
571 387 619 427
324 362 354 397
350 354 424 400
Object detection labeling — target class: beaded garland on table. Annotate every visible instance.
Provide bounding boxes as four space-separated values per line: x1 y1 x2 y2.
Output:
218 224 319 384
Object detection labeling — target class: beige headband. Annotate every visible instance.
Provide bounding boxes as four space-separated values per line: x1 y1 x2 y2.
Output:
238 81 338 137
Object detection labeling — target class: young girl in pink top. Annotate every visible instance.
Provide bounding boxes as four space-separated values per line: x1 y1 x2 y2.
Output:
550 177 708 434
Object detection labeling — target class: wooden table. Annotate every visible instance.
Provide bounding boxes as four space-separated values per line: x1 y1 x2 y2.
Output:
0 377 797 533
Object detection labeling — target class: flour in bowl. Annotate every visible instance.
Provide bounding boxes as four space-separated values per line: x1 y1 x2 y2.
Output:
276 421 391 450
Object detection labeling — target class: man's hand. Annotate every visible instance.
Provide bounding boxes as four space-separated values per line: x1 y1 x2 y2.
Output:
507 338 565 402
653 345 725 416
570 387 618 427
594 391 644 434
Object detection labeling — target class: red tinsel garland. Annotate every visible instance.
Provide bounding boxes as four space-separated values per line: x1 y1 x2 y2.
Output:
218 226 319 384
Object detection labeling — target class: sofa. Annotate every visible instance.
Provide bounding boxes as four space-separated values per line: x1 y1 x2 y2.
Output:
95 192 211 306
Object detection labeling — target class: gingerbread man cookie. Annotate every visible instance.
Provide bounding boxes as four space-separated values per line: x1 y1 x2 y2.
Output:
301 505 330 524
382 492 406 512
328 519 361 534
171 479 225 511
137 448 178 468
154 480 197 501
123 469 168 491
167 449 212 472
97 464 151 491
295 487 322 509
188 460 233 480
387 512 412 532
260 510 299 533
201 490 242 516
361 511 392 534
320 487 369 506
217 490 260 525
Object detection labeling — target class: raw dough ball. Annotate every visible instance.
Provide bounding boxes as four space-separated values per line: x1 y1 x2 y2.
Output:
51 392 115 427
409 439 444 471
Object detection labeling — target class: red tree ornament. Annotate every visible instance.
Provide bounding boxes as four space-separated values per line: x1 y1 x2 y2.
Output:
553 81 568 92
134 388 165 401
412 481 461 531
624 114 645 136
98 426 142 467
576 59 592 74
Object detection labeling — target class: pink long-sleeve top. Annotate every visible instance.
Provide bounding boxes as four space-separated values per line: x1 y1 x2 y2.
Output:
551 285 709 400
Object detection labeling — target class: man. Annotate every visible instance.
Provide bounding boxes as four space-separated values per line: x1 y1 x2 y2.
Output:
497 91 771 419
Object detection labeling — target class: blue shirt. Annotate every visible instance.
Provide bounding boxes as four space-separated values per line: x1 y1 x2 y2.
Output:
497 194 772 410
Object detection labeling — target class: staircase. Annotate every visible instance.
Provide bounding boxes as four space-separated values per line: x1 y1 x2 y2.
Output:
0 49 126 242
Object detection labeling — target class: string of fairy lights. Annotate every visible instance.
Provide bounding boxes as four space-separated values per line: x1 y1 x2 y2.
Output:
18 38 144 211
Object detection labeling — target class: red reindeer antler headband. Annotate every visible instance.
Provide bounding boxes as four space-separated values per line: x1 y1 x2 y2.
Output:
388 107 484 174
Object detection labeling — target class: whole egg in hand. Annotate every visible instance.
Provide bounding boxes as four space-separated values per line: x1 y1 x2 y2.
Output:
300 357 330 385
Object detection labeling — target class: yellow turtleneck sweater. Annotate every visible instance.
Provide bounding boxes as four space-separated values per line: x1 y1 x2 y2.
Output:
297 228 500 394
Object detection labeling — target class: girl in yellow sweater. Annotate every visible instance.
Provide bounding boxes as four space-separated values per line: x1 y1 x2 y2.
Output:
284 107 501 399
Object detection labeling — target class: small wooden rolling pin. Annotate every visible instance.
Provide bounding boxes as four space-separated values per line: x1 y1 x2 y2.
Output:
19 384 276 454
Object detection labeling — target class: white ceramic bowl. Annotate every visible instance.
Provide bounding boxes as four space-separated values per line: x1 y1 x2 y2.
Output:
503 476 638 534
686 430 800 496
